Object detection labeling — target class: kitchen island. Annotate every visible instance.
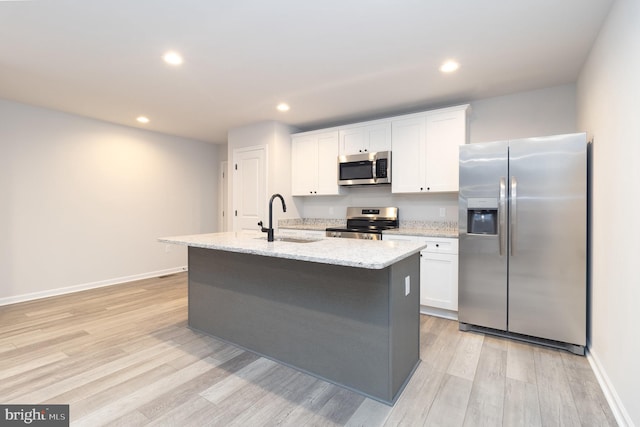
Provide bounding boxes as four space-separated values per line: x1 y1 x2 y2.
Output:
159 232 425 404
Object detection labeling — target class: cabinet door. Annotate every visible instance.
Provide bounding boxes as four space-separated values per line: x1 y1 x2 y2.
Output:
291 135 318 196
339 127 367 155
425 109 466 192
316 132 340 195
420 251 458 310
339 122 392 155
366 122 392 153
391 116 426 193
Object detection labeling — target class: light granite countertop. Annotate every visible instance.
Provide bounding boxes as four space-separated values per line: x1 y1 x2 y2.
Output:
159 232 426 270
279 218 458 238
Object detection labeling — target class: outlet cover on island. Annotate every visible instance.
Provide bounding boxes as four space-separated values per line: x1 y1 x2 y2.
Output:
439 207 446 217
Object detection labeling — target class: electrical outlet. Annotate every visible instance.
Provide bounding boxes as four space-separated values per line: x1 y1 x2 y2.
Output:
405 276 410 296
439 207 446 217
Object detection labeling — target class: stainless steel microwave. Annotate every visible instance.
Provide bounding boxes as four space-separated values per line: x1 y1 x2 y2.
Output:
338 151 391 186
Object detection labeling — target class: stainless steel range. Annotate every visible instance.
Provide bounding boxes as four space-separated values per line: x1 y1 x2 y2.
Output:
326 207 398 240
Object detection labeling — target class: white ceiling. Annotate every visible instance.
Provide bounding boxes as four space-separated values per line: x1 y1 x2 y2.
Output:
0 0 614 144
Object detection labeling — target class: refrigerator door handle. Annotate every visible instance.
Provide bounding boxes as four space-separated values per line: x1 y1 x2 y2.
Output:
510 176 517 256
499 177 506 256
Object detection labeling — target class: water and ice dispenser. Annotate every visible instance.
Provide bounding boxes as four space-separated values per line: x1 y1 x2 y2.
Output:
466 198 498 235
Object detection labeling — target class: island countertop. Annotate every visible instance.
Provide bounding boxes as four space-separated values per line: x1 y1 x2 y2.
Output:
159 232 426 270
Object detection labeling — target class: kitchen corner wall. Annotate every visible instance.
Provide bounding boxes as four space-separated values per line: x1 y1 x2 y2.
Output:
577 0 640 425
0 99 219 303
300 84 578 221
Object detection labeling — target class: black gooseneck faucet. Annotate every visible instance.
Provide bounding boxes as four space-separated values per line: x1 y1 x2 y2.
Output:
258 193 287 242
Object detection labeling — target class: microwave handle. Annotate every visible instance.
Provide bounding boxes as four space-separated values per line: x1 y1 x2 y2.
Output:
372 156 377 179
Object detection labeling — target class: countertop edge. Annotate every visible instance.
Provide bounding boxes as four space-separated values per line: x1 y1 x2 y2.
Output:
278 225 458 239
159 234 426 270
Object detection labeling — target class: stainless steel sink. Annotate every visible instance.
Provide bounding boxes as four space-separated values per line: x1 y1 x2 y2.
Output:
277 237 319 243
255 236 319 243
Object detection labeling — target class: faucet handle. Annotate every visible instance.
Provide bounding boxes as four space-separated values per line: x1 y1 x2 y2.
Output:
258 220 268 233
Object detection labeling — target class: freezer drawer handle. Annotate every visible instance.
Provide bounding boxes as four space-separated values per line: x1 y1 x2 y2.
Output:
510 176 517 256
499 177 506 256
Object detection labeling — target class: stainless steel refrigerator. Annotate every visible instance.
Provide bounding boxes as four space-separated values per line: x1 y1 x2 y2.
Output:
458 133 587 355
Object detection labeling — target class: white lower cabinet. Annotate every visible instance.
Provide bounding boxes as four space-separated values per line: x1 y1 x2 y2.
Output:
420 239 458 312
383 234 458 318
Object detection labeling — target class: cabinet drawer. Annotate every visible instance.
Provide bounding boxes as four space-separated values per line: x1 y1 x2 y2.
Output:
416 237 458 254
383 234 458 254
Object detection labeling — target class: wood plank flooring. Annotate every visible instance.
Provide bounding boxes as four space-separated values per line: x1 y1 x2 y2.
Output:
0 273 617 426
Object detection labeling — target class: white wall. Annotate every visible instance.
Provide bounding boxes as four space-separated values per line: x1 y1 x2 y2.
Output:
0 99 219 303
468 84 577 143
577 0 640 425
300 85 578 221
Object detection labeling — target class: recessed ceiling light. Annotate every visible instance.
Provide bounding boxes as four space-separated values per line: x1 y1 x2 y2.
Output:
162 51 183 66
136 116 150 124
440 60 460 73
276 103 290 112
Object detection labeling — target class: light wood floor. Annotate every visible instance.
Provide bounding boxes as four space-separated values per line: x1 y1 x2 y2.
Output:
0 273 617 426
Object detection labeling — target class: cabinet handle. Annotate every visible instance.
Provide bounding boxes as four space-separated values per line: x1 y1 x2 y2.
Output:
420 187 424 191
435 244 439 247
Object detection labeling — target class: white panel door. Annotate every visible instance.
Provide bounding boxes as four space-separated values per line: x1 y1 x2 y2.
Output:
218 161 228 232
233 145 266 235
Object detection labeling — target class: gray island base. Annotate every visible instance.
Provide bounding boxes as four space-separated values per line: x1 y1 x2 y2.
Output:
188 246 420 405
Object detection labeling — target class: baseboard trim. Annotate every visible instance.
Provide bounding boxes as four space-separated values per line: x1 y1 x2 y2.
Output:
420 306 458 321
0 266 188 307
587 347 634 427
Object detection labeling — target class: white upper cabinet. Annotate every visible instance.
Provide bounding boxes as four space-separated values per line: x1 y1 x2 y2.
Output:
391 116 426 193
391 105 468 193
424 107 467 192
291 131 341 196
339 122 391 155
292 104 467 196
